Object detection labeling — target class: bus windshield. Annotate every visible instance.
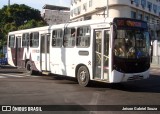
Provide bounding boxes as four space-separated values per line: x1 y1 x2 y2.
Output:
114 29 150 59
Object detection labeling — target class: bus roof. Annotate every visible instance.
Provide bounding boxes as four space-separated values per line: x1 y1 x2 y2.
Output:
50 18 114 29
8 17 147 35
8 26 49 35
8 18 114 35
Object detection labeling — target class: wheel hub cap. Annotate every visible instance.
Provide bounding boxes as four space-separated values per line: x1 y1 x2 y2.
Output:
80 71 86 82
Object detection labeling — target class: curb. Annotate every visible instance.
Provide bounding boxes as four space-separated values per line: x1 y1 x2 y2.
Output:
151 65 160 69
0 65 26 73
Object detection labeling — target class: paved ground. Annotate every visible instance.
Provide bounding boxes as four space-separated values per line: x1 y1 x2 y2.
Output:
0 64 159 114
0 64 160 75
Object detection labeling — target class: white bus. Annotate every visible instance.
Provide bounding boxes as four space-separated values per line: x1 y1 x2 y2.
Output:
7 18 150 86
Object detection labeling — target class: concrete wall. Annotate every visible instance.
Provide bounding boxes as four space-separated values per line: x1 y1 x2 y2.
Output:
109 6 131 18
43 9 70 25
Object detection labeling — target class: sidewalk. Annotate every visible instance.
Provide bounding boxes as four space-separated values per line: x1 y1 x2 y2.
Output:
150 64 160 76
0 65 25 73
0 65 17 69
151 64 160 68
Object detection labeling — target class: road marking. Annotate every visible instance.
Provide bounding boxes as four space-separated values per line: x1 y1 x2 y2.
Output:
0 73 41 78
0 76 7 78
0 73 28 77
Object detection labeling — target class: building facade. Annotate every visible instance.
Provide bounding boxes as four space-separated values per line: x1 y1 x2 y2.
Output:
42 4 70 25
70 0 160 66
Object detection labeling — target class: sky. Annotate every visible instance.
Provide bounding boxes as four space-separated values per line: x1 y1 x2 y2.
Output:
0 0 71 11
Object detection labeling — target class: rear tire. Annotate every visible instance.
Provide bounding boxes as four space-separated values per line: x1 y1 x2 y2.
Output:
77 66 90 87
26 61 35 75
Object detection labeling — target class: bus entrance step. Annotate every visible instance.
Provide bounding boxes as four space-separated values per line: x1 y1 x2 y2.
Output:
42 71 50 75
98 66 109 70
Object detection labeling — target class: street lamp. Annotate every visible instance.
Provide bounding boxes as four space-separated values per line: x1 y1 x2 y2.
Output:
95 0 109 18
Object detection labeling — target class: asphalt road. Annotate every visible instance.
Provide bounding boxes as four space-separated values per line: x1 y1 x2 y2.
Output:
0 66 160 114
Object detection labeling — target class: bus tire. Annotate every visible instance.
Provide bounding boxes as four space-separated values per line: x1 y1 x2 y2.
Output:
26 61 35 75
77 66 90 87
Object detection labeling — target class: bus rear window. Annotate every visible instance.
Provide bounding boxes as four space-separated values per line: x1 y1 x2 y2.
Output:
8 35 15 48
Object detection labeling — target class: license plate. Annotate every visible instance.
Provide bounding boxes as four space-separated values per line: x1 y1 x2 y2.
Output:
133 75 140 80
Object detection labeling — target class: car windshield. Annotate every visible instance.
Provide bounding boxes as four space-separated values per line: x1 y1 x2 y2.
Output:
114 29 150 59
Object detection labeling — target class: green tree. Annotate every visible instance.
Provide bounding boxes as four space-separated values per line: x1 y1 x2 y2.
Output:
0 4 47 48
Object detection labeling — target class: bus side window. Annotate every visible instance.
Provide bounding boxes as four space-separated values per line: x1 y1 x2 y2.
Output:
30 32 39 47
76 26 90 47
63 28 76 47
52 29 63 47
8 35 15 48
22 33 29 47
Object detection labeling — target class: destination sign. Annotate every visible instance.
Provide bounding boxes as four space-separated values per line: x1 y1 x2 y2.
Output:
114 18 147 29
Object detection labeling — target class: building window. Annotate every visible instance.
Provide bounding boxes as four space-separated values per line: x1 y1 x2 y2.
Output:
22 33 29 47
52 29 63 47
30 32 39 47
141 0 146 9
84 16 91 20
70 10 73 17
157 20 159 24
89 0 92 7
153 4 157 14
74 8 78 15
131 11 136 19
83 3 87 11
76 26 90 47
77 6 81 15
147 1 152 12
144 15 149 22
8 35 15 48
159 6 160 16
152 18 155 24
134 0 139 7
138 13 143 20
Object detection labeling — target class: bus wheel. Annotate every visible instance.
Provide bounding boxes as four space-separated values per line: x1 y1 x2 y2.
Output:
26 61 34 75
77 66 90 87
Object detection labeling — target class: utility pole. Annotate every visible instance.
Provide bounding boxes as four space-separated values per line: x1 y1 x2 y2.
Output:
106 0 109 17
8 0 10 7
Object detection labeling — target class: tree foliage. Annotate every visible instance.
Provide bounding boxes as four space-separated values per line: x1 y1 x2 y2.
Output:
0 4 47 47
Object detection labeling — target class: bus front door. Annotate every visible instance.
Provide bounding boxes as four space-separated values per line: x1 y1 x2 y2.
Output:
40 34 50 72
94 30 109 80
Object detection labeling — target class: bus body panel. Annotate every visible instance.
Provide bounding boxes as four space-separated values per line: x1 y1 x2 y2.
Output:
7 48 16 67
7 18 150 86
8 26 49 71
110 69 150 83
50 47 92 78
